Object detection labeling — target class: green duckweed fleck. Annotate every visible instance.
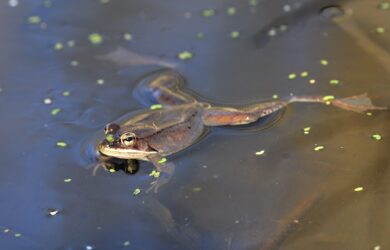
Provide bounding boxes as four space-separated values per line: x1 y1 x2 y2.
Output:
28 16 41 24
51 108 61 116
288 73 297 80
329 79 340 85
54 43 63 51
300 71 309 78
105 134 115 143
133 188 141 196
150 104 163 110
202 9 215 17
314 145 325 151
230 31 240 39
56 141 68 148
123 32 133 41
323 95 335 101
378 2 390 10
320 59 329 66
178 51 193 60
158 158 167 164
89 33 103 45
196 32 204 39
227 7 237 15
249 0 258 6
376 27 386 34
149 170 160 178
372 134 382 141
255 150 265 156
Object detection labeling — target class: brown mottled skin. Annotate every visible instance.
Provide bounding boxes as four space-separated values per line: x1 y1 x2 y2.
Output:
98 69 386 192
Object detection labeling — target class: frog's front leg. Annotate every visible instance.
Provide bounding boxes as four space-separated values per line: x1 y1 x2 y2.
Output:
146 155 175 193
134 69 196 107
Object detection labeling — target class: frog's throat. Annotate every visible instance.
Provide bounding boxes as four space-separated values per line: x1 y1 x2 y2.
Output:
98 145 157 161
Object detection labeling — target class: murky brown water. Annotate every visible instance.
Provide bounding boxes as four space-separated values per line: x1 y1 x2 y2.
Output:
0 0 389 249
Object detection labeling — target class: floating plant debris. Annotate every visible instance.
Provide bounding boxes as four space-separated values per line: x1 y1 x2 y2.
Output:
372 133 382 141
230 31 240 39
105 134 115 143
89 33 103 44
178 51 193 60
300 71 308 78
288 73 297 80
54 42 63 51
202 9 215 17
376 27 386 34
320 59 329 66
27 16 41 24
378 2 390 10
64 178 72 183
56 141 67 148
329 79 340 85
48 209 59 216
133 188 141 196
323 95 335 101
303 127 311 134
14 233 21 237
255 150 265 156
150 104 163 110
123 241 131 246
158 158 167 164
196 32 204 39
272 94 278 99
70 60 79 66
51 108 61 116
354 186 364 192
248 0 258 6
227 7 237 15
192 187 202 192
97 79 104 85
62 91 70 96
314 145 325 151
309 79 316 84
149 170 160 178
123 32 133 41
43 97 52 105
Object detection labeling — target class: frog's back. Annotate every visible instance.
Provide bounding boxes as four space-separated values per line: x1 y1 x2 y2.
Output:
145 108 205 156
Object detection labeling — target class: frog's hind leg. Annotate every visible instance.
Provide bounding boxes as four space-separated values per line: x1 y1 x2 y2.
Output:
202 94 387 126
133 69 196 107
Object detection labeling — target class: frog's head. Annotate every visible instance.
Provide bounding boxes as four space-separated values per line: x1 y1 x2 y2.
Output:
98 123 157 161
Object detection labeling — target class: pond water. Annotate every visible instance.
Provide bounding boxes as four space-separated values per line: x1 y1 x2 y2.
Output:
0 0 389 249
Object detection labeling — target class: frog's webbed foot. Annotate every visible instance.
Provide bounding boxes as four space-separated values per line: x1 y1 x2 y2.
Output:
146 156 175 193
133 69 197 107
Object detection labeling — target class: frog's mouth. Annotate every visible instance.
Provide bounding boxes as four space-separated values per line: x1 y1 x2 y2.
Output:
98 142 156 161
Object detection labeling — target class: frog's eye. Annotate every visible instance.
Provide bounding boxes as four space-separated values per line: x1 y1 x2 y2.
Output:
120 133 136 146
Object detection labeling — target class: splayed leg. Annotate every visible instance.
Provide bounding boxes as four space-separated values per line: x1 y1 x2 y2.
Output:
202 94 387 126
290 93 387 113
